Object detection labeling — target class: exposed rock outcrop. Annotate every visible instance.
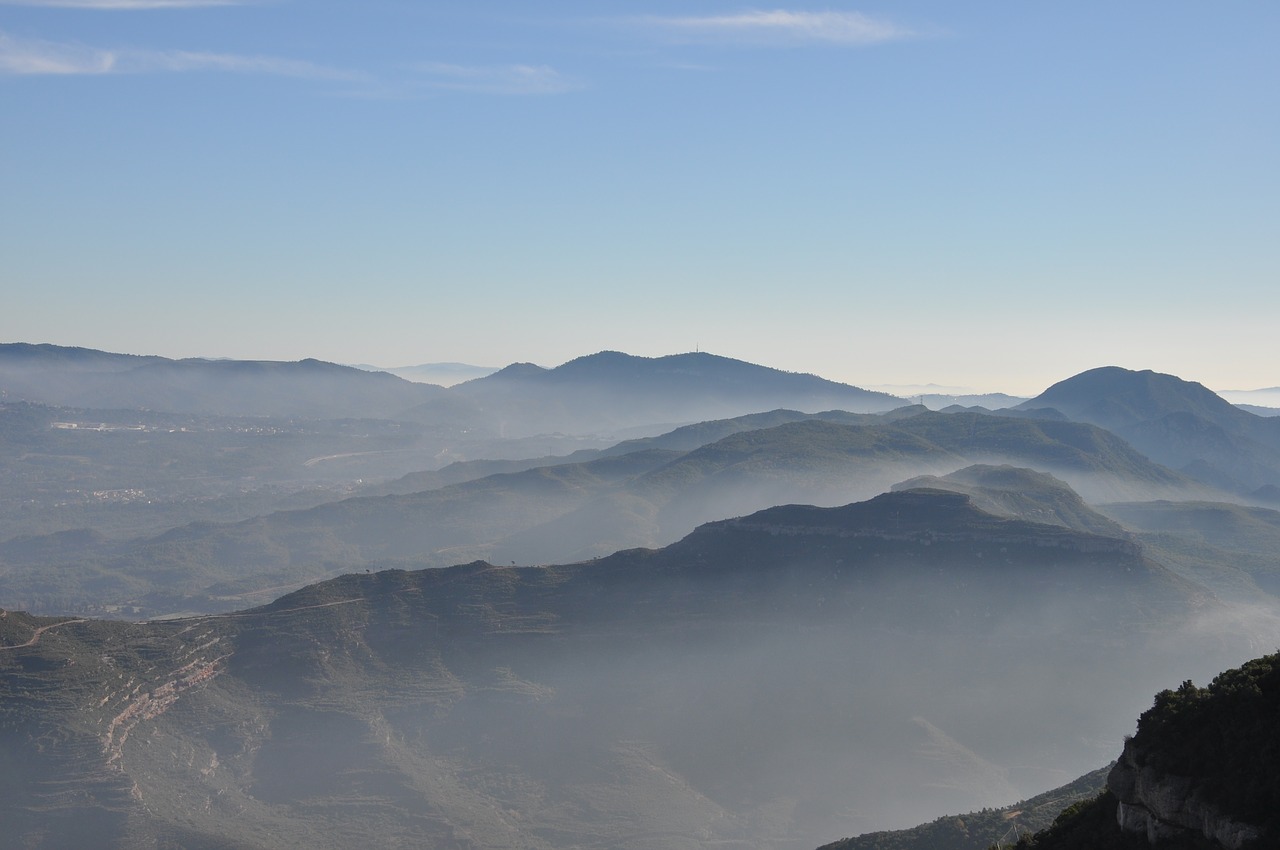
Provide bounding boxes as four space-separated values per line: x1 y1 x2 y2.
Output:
1108 739 1262 848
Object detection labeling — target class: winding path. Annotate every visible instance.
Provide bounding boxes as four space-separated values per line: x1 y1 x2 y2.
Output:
0 618 87 651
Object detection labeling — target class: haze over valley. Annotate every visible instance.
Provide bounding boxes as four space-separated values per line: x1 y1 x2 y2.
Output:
3 344 1280 848
4 2 1277 846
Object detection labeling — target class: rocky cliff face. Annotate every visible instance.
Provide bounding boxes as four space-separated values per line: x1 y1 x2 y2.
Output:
1108 739 1262 848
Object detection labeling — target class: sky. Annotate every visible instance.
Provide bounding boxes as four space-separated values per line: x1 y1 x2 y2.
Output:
2 2 1277 395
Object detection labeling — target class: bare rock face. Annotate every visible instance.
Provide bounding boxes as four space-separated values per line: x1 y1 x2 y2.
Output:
1108 740 1262 848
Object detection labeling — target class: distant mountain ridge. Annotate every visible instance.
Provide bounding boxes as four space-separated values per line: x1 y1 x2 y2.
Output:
1 344 902 436
7 345 1280 849
424 350 904 435
0 343 445 419
1020 367 1280 493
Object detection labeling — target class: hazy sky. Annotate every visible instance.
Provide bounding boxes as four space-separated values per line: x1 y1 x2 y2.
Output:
3 2 1276 395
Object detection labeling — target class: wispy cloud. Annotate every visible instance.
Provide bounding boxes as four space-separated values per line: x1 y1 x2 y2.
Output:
0 0 244 8
0 32 577 96
0 31 114 73
636 10 917 46
410 62 581 96
128 50 365 81
0 30 365 80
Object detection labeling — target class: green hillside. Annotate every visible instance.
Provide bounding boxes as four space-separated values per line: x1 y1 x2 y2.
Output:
817 767 1110 850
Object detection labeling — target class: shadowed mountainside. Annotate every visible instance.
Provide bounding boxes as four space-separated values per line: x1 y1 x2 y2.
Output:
1020 367 1280 494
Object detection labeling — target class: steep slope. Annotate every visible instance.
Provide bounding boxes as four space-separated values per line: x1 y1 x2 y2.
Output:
1020 367 1280 492
0 492 1257 850
1008 653 1280 850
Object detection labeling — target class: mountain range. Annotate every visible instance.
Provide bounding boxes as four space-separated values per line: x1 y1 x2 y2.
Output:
0 487 1260 850
1020 367 1280 495
0 343 446 420
0 407 1217 619
4 344 1280 849
0 345 902 436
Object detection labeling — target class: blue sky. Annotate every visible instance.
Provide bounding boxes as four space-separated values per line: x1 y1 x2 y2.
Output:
2 2 1277 394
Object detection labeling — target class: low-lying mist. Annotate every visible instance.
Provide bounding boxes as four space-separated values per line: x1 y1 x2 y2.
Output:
13 504 1274 850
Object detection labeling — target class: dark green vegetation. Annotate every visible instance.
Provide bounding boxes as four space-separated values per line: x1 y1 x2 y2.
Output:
816 766 1111 850
833 652 1280 850
997 653 1280 850
1130 655 1280 831
1004 794 1152 850
0 491 1259 849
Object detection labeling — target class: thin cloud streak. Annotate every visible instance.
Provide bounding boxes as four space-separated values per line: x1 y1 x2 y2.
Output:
0 32 115 73
0 31 366 80
410 62 581 95
637 10 917 46
129 50 366 81
0 0 244 7
0 32 574 97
